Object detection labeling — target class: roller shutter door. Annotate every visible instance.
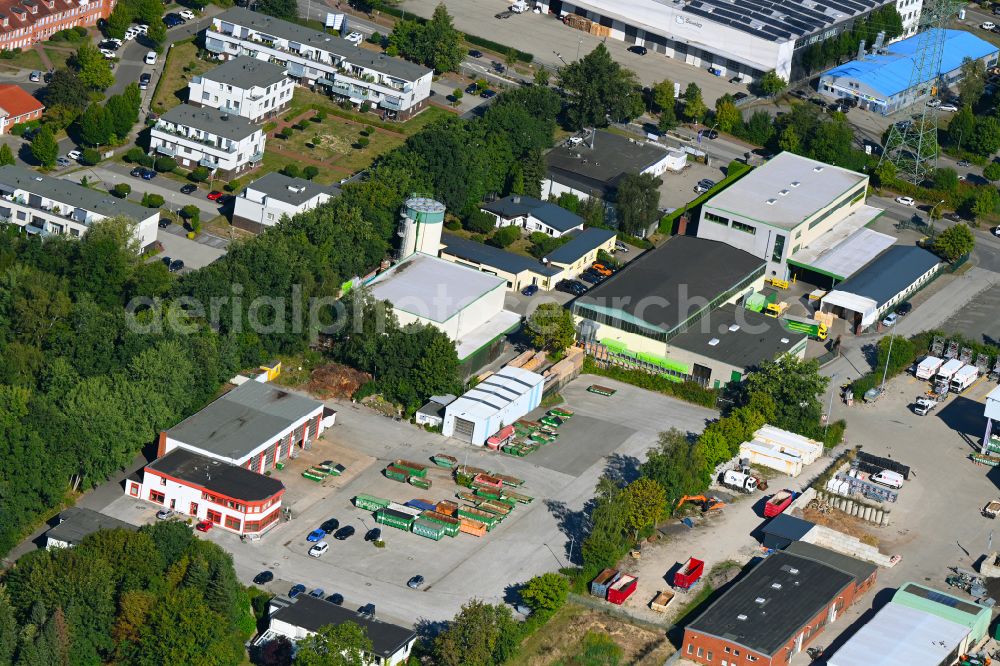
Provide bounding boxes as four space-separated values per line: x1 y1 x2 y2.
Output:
452 417 476 443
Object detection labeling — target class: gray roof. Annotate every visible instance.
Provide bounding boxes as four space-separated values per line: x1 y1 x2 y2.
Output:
682 0 887 43
166 380 323 462
669 303 807 370
687 551 855 656
574 236 765 333
159 104 260 141
214 8 431 82
148 448 284 502
835 246 941 307
784 541 878 585
482 195 584 233
440 233 561 277
481 194 546 218
761 513 815 542
0 165 154 222
270 594 415 658
246 171 339 206
545 227 616 265
45 507 137 546
546 131 668 195
201 56 287 89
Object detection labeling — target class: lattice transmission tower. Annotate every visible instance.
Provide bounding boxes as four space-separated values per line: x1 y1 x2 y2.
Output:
879 0 961 184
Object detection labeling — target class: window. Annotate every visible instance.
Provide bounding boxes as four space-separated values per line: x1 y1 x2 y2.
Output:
724 648 731 654
207 509 222 524
687 645 694 655
771 234 786 263
159 476 167 486
707 652 713 662
731 220 756 235
189 502 199 515
734 650 740 657
225 515 241 530
747 655 758 662
149 490 165 504
697 648 704 658
129 482 139 497
705 211 729 226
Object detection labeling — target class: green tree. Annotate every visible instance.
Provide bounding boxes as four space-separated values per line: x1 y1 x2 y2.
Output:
489 225 520 248
30 125 58 168
651 79 675 113
188 166 210 182
615 172 661 237
141 193 165 208
432 600 520 666
559 43 643 128
744 110 775 146
714 97 741 133
106 5 132 39
112 183 131 199
425 3 464 73
757 70 787 96
743 356 829 437
931 167 959 192
302 165 319 180
0 587 16 666
581 477 628 572
777 125 800 154
933 222 975 261
640 430 709 508
958 56 987 108
40 69 88 110
682 82 706 123
293 622 372 666
72 43 114 91
520 573 568 615
80 103 113 147
525 302 575 353
948 105 975 150
80 147 101 166
873 159 897 187
154 157 176 172
256 0 297 20
465 210 496 234
622 477 666 538
0 142 14 166
533 68 550 86
452 88 463 106
983 162 1000 181
146 21 166 52
969 116 1000 156
106 94 137 140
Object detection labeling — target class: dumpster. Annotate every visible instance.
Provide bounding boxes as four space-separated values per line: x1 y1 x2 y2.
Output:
436 500 459 516
590 569 620 597
456 491 481 505
409 476 432 490
387 502 422 517
384 465 409 482
673 557 705 590
394 459 428 478
420 511 460 536
432 454 458 468
587 384 616 396
494 473 524 487
375 508 415 531
411 518 445 541
354 494 390 511
405 499 437 513
457 507 499 530
607 575 638 605
459 517 487 537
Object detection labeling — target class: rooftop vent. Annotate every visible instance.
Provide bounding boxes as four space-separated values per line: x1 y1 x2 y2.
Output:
737 614 748 621
788 567 799 574
708 338 720 346
766 198 776 205
779 189 789 196
780 337 790 344
771 582 782 590
754 597 766 604
791 180 801 187
728 324 740 332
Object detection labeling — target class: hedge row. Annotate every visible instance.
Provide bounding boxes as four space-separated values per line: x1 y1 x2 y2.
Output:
658 160 753 234
581 357 717 408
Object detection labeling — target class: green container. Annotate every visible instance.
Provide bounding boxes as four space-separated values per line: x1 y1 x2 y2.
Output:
504 491 533 504
394 460 428 478
474 487 503 500
477 505 508 520
458 507 498 529
375 508 414 530
354 494 390 511
492 496 517 508
409 477 432 490
385 465 409 483
421 511 460 536
412 519 444 541
302 471 324 482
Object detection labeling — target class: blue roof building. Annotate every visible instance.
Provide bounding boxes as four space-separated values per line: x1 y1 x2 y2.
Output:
818 29 998 115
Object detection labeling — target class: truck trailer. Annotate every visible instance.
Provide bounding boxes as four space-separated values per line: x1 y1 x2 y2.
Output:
915 355 944 380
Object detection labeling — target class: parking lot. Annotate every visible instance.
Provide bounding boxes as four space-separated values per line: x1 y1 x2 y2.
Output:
658 160 730 212
940 283 1000 344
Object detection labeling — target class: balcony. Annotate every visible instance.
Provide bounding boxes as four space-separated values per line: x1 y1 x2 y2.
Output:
154 126 237 153
199 157 219 169
155 145 176 157
249 151 263 163
219 104 241 116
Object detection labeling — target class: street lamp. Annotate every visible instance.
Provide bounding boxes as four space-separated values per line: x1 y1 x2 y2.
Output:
824 373 837 439
955 129 964 153
576 38 583 61
880 320 896 391
929 198 946 236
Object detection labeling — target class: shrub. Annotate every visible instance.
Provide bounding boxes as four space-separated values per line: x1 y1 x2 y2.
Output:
302 165 319 180
464 210 496 234
281 164 301 178
154 156 177 172
79 148 101 166
141 193 165 208
444 219 461 231
188 166 210 182
356 137 370 148
73 25 88 38
111 183 131 198
489 225 520 248
138 154 155 168
314 110 327 122
360 101 371 113
224 178 241 193
276 130 290 140
181 204 200 222
293 121 308 131
126 146 145 163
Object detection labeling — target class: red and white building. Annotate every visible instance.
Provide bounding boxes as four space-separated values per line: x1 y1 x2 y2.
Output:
0 84 43 134
0 0 114 52
127 448 285 535
156 379 334 473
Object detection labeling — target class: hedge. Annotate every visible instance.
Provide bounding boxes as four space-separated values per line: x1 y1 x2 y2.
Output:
582 357 717 408
658 160 753 234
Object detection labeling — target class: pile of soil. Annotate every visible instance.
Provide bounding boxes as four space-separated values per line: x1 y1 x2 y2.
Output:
307 363 370 399
800 506 879 545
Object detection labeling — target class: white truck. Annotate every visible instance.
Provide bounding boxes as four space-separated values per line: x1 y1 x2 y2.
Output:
935 358 965 393
915 355 944 380
914 396 938 416
722 470 758 493
510 0 529 12
951 365 979 392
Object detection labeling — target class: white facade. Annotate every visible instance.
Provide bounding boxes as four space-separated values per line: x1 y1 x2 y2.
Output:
895 0 921 38
149 105 265 177
442 366 546 445
205 8 433 118
188 57 294 123
0 165 158 250
232 172 338 232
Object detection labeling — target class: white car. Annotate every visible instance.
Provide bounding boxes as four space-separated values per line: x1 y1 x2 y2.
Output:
145 51 157 65
994 226 1000 237
123 30 136 41
67 149 81 161
345 31 363 45
179 9 195 20
895 196 915 206
983 22 996 31
881 313 899 328
926 98 941 108
308 541 329 557
938 103 959 112
100 48 116 59
135 23 149 34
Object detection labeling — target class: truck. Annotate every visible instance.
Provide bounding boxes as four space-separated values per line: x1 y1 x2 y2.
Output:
722 470 758 493
915 355 944 380
913 396 938 416
935 359 965 392
781 314 828 340
673 557 705 589
510 0 528 12
607 575 638 604
764 490 795 517
590 568 620 597
951 365 979 392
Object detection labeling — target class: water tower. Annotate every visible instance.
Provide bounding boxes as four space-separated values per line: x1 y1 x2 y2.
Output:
397 196 445 259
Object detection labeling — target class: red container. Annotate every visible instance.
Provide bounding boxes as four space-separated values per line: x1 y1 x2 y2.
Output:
764 490 794 518
607 574 637 604
673 557 704 590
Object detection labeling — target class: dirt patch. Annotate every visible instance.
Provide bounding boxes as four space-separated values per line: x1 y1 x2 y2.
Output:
310 132 354 154
800 506 879 546
308 363 370 399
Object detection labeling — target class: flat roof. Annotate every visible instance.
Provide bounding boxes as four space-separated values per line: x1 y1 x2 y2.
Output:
784 541 878 584
270 595 415 658
688 551 854 656
148 448 284 502
546 130 668 192
166 380 323 462
446 366 545 422
440 233 560 277
822 30 998 99
546 227 617 265
454 309 520 360
159 104 260 141
894 583 989 624
789 220 893 282
213 8 431 82
669 303 806 369
574 236 764 334
761 514 815 542
986 385 1000 421
834 245 941 307
0 165 154 222
704 152 867 231
45 507 137 546
245 171 339 207
828 602 969 666
201 56 287 89
366 253 506 324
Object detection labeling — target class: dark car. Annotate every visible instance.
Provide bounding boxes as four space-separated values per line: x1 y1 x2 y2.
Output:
733 92 749 102
289 584 306 598
309 588 325 598
253 571 274 584
702 129 718 140
465 83 478 95
896 301 913 316
480 89 497 99
556 279 585 295
180 183 197 194
130 167 146 178
521 284 538 296
140 168 156 180
334 525 355 540
358 603 375 618
163 14 183 27
320 518 340 533
158 217 170 228
161 256 172 268
139 73 151 90
627 45 647 55
168 259 184 272
99 40 120 51
207 190 224 201
364 528 381 542
327 593 344 605
468 49 483 58
407 575 425 589
217 194 234 206
579 272 601 285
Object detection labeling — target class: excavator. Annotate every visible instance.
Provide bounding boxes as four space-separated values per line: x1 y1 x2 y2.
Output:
676 495 726 513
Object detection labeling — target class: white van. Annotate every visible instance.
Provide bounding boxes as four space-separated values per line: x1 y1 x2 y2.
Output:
870 470 904 489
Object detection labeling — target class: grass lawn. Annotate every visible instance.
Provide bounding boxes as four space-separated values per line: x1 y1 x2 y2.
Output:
0 48 45 73
286 88 453 137
150 41 214 115
43 47 71 71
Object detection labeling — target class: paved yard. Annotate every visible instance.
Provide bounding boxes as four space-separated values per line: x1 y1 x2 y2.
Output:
658 161 727 212
154 228 227 270
940 283 1000 346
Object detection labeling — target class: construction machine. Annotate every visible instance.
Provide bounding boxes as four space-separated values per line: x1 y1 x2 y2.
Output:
676 495 726 513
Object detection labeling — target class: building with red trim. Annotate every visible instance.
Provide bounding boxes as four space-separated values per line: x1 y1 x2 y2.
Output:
127 448 285 535
0 84 43 134
0 0 114 52
157 379 333 473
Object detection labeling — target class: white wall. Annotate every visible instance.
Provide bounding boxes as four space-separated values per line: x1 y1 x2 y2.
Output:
233 187 333 229
268 617 415 665
149 122 265 174
188 73 294 122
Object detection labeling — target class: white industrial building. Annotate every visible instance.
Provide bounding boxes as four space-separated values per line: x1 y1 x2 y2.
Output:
232 171 340 233
187 56 294 123
442 366 546 445
534 0 915 84
828 602 969 666
206 8 433 119
150 104 266 178
697 152 878 280
0 165 159 250
739 424 822 477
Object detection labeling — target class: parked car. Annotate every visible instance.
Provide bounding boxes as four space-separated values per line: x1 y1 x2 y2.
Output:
957 160 971 167
464 83 478 95
896 301 913 316
468 49 483 58
614 242 629 253
306 528 326 542
579 272 601 285
56 157 71 168
180 183 197 194
29 70 40 82
939 103 958 112
364 528 381 542
67 149 81 161
135 167 156 180
308 541 329 557
358 603 375 618
994 225 1000 237
591 263 612 277
288 584 306 598
926 98 941 108
480 89 497 99
321 518 340 533
144 51 157 65
158 217 170 229
327 593 344 605
195 520 213 532
702 129 719 139
895 196 915 206
100 49 116 59
521 284 539 296
983 21 996 31
881 312 899 328
161 256 171 268
179 9 195 20
556 279 586 295
253 571 274 584
627 45 647 55
135 23 149 34
163 14 183 28
345 31 363 45
334 525 355 540
407 575 425 589
732 92 749 102
168 259 184 272
309 588 325 598
207 190 224 201
155 509 174 520
139 73 151 90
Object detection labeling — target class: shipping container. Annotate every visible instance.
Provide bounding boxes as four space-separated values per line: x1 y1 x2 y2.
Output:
607 575 638 604
354 494 390 511
459 517 487 537
405 499 437 513
386 502 421 517
456 491 481 505
457 507 499 529
394 459 428 478
375 508 415 530
494 473 524 487
479 500 512 516
411 519 445 541
436 500 459 516
504 491 534 504
384 465 409 482
590 568 621 597
474 487 504 500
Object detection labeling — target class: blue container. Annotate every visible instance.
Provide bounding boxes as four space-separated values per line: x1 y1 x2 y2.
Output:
406 499 437 512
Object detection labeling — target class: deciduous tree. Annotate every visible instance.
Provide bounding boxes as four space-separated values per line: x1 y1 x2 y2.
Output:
433 600 520 666
933 222 976 261
72 44 114 91
0 143 14 166
682 82 706 123
30 125 58 168
526 302 575 354
622 477 667 537
559 43 643 129
520 573 568 615
293 622 371 666
615 172 661 237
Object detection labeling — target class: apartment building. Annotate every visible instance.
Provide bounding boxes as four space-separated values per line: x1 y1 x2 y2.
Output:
205 8 432 119
187 56 293 123
0 84 43 134
0 164 158 249
149 104 265 178
0 0 112 52
232 171 339 233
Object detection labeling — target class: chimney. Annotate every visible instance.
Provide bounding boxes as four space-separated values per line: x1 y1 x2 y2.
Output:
512 195 520 204
156 431 168 457
873 31 885 52
855 39 866 61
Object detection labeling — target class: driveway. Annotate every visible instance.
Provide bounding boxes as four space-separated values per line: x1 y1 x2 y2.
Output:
64 164 224 219
155 227 227 270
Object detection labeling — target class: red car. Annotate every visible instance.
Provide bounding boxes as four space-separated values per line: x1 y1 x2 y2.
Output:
207 190 224 201
195 520 213 532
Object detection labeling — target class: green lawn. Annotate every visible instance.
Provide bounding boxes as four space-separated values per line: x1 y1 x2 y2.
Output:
0 48 45 73
150 41 214 115
286 88 453 136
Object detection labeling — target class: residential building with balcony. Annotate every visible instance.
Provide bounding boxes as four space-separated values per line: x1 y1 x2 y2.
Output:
0 164 158 250
187 56 293 123
150 104 265 178
205 8 432 120
0 0 113 52
232 171 339 233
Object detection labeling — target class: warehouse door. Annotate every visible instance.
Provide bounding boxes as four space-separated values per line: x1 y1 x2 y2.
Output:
453 417 475 443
